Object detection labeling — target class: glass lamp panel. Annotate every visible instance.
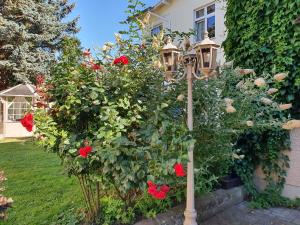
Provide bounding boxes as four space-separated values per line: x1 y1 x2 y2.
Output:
163 52 172 71
173 52 179 72
202 48 211 68
211 48 217 69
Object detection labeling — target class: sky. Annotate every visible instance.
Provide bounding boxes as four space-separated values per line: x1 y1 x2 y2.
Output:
69 0 158 50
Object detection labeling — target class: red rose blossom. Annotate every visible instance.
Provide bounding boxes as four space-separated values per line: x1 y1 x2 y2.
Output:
113 55 129 65
83 50 91 57
153 190 167 200
36 75 45 85
160 185 170 193
91 63 101 71
20 113 34 132
147 181 169 200
174 163 186 177
79 146 92 158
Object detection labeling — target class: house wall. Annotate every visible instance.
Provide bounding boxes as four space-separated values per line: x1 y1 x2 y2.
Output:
254 128 300 199
149 0 227 64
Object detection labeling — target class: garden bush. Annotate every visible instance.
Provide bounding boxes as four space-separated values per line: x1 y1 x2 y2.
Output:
29 0 292 223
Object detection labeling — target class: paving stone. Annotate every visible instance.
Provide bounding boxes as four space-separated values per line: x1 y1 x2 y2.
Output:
202 202 300 225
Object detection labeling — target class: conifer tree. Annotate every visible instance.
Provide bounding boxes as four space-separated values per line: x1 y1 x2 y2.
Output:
0 0 79 90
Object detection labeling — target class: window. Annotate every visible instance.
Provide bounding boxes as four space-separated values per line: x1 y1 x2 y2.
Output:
151 24 163 36
7 97 31 121
194 3 215 42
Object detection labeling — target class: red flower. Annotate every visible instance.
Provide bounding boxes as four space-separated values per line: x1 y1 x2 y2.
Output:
83 49 91 57
119 55 129 65
79 146 92 158
36 75 45 85
174 163 186 177
147 181 169 200
113 55 129 65
91 63 101 71
160 185 170 193
153 191 167 200
20 113 34 132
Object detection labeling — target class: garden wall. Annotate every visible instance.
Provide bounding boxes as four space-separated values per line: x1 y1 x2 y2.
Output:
254 128 300 199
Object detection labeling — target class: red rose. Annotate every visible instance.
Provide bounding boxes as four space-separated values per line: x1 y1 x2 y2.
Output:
113 57 121 65
20 113 34 132
119 55 129 65
79 146 92 158
147 180 156 187
160 185 170 193
148 185 158 196
91 63 101 71
147 181 169 200
83 50 91 57
174 163 186 177
36 75 45 85
113 55 129 65
153 190 167 200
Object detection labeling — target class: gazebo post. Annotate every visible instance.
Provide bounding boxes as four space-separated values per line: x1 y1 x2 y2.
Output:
2 97 7 137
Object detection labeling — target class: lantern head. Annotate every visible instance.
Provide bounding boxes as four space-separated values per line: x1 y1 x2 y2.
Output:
161 37 181 80
194 31 220 76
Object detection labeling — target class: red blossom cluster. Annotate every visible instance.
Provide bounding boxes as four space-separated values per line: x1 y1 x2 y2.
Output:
89 62 102 71
35 75 50 109
147 163 186 200
147 181 170 200
79 146 92 158
36 74 45 85
20 113 34 132
113 55 129 65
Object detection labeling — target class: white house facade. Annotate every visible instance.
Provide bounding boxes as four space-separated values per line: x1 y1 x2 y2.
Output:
148 0 227 64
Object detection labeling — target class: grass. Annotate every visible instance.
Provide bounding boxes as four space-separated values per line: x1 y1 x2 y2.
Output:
0 141 83 225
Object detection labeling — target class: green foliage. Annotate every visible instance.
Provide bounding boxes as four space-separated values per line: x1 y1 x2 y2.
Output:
234 129 290 197
224 0 300 118
0 0 78 90
48 208 85 225
249 188 300 209
224 0 299 207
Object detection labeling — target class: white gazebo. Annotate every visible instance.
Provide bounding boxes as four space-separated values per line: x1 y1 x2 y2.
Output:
0 84 38 138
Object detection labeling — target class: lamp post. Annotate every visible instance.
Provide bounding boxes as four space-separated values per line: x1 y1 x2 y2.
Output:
161 32 220 225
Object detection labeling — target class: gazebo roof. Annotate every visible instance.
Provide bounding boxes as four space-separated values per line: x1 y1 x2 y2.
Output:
0 84 37 97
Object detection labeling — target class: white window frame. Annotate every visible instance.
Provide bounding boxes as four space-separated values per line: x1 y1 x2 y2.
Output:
194 3 216 42
151 23 163 36
7 97 31 122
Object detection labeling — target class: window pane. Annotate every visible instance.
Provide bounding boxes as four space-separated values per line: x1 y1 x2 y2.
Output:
207 4 215 14
195 8 204 18
195 20 205 42
207 16 215 38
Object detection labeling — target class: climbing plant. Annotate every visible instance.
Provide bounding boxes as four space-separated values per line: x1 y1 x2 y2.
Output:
224 0 300 206
223 0 300 117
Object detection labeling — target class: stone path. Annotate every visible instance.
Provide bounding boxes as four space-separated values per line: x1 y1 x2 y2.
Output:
202 202 300 225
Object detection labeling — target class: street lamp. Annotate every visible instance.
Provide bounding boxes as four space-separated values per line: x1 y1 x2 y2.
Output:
161 32 219 225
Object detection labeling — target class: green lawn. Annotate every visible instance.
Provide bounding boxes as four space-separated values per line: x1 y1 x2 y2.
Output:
0 141 83 225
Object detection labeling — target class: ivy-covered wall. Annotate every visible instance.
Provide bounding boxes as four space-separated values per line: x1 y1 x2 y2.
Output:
223 0 300 118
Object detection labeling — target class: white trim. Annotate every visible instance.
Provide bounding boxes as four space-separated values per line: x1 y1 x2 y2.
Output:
26 84 35 94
